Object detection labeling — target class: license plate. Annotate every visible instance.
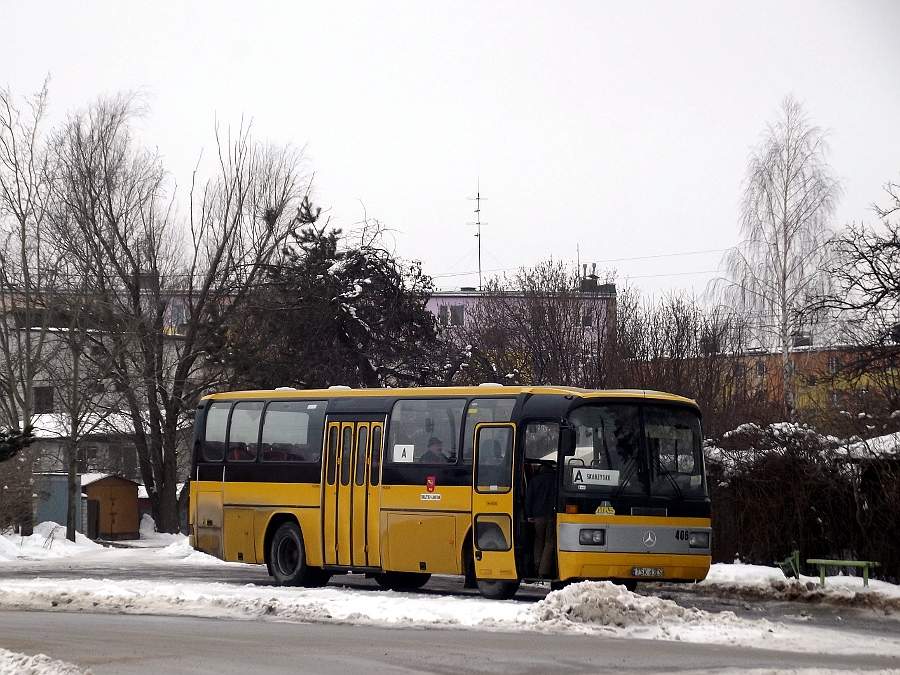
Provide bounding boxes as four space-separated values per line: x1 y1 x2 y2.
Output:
632 567 664 577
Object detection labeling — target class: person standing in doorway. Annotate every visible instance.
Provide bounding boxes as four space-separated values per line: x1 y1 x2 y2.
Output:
525 463 558 578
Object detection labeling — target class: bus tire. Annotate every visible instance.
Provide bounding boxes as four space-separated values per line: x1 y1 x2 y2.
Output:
373 572 431 591
270 521 314 587
476 579 520 600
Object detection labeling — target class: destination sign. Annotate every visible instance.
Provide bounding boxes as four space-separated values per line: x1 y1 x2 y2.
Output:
570 468 620 486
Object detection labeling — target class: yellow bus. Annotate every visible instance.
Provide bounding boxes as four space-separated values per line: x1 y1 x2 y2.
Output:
190 385 711 599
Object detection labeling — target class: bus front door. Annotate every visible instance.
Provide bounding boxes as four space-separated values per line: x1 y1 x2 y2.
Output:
471 423 518 580
323 419 383 568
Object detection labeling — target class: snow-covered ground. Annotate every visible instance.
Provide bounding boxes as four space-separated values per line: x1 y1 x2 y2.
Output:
2 518 900 674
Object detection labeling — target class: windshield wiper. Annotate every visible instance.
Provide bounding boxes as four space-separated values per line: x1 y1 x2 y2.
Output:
653 461 684 499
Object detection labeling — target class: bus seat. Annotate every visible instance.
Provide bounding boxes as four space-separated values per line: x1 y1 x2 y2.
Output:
261 443 300 462
567 458 585 466
228 442 255 461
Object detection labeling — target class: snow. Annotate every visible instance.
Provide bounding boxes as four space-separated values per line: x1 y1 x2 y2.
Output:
2 521 900 674
845 431 900 458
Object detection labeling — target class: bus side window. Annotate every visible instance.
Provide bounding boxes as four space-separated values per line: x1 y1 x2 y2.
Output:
259 400 326 463
227 401 264 462
203 441 225 462
202 402 231 462
370 426 382 486
464 398 516 462
386 398 466 466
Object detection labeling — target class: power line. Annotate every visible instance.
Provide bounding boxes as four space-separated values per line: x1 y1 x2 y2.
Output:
627 269 721 280
431 247 728 281
588 248 728 265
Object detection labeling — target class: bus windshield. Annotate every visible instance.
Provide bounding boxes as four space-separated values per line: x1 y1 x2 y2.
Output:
563 404 706 498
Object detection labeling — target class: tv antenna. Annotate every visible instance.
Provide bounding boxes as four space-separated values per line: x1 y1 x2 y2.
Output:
467 182 487 290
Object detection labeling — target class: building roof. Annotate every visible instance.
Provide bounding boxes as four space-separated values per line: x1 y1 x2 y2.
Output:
81 473 139 487
30 412 138 439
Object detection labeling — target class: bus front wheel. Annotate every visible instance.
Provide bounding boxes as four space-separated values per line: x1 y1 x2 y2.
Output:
476 579 520 600
270 521 327 587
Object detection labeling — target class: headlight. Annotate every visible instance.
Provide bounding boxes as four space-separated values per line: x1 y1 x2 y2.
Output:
578 528 606 546
688 531 710 548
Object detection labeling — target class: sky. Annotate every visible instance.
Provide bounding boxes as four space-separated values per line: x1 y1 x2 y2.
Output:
2 1 900 299
2 519 900 674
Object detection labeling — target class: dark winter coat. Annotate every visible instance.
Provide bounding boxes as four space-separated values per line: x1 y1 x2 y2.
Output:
525 467 558 518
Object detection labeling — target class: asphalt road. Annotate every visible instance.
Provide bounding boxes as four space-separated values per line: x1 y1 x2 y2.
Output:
3 610 900 675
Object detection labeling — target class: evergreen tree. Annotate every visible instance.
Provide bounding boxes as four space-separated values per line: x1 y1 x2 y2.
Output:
225 206 442 388
0 426 34 463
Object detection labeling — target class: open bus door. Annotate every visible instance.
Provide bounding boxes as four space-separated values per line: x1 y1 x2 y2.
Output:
471 422 520 599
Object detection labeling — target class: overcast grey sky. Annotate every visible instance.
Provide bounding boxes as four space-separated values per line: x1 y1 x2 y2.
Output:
3 1 899 297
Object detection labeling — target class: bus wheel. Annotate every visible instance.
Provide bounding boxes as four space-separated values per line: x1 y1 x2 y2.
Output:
270 522 311 586
373 572 431 591
306 568 332 587
476 579 520 600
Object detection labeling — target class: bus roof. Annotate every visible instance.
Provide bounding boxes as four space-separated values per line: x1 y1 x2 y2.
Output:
201 385 698 407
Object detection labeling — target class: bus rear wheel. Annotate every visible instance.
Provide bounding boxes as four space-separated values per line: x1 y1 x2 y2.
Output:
270 521 328 587
476 579 520 600
373 572 431 591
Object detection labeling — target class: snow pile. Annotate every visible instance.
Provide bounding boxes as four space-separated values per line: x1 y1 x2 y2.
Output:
524 580 781 644
698 560 900 614
531 580 705 627
0 522 101 562
0 647 90 674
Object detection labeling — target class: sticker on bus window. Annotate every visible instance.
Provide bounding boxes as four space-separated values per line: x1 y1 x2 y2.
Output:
571 468 620 486
393 444 415 462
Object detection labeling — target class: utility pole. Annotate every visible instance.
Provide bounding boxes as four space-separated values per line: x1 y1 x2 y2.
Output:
467 182 486 291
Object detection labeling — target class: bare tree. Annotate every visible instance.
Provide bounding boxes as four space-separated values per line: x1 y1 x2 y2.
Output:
0 82 61 432
716 96 842 418
603 289 773 438
451 261 613 387
822 178 900 419
51 96 311 532
38 282 129 541
0 83 67 534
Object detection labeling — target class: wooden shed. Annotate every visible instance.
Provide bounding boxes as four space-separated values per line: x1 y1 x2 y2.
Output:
82 474 140 540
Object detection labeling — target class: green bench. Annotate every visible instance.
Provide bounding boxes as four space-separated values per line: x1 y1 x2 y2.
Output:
774 550 800 578
806 558 881 587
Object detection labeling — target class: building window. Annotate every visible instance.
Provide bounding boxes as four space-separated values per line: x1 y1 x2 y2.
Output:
439 305 464 326
756 361 766 378
807 375 817 387
34 386 54 414
581 309 593 328
449 305 465 326
828 356 841 374
734 364 746 378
